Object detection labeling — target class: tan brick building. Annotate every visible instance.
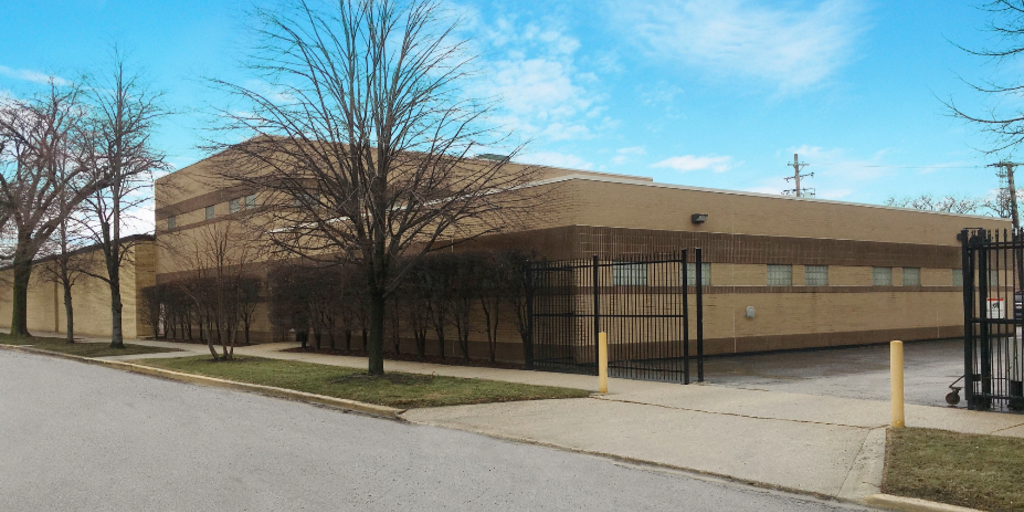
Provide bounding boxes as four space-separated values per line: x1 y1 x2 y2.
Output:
3 150 1005 359
0 235 157 339
148 152 1008 360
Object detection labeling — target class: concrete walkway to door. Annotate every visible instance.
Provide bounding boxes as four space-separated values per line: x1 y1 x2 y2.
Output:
20 332 1024 503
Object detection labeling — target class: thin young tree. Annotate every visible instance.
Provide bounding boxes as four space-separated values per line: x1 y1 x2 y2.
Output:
165 222 266 359
37 213 93 342
78 50 168 348
0 82 112 337
208 0 540 374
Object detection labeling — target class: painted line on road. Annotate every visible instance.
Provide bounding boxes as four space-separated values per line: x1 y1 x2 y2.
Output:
0 344 405 420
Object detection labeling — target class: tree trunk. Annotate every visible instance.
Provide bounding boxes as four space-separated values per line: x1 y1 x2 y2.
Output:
63 281 75 343
10 257 33 337
109 273 124 348
367 288 385 375
435 324 446 360
345 329 352 352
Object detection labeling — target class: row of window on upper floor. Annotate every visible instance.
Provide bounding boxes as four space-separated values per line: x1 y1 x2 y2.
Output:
165 194 257 230
611 263 967 287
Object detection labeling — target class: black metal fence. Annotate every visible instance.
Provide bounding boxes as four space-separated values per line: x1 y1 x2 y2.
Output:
960 228 1024 411
526 250 704 384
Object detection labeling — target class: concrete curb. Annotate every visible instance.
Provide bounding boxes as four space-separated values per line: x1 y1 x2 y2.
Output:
0 344 405 420
863 494 986 512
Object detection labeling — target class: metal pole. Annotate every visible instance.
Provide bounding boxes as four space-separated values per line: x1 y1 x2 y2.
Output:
891 340 905 428
598 331 608 393
525 262 534 370
593 254 600 376
979 230 992 408
682 249 690 385
696 247 705 382
962 229 975 409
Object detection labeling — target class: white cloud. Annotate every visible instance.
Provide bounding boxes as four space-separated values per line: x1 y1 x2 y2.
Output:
612 146 647 164
519 151 594 170
466 15 606 143
0 65 69 86
653 154 734 172
610 0 868 91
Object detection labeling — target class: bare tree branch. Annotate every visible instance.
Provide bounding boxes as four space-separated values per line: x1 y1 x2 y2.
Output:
203 0 542 374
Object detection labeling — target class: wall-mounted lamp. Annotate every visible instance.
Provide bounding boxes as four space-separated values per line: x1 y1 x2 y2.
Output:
691 213 709 224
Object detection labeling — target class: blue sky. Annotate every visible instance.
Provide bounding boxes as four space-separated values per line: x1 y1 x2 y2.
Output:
0 0 1017 216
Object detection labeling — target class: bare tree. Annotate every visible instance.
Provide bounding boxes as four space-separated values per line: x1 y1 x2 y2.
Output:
883 194 982 214
164 222 266 359
946 2 1024 153
36 214 93 342
0 82 112 337
207 0 540 374
78 50 168 348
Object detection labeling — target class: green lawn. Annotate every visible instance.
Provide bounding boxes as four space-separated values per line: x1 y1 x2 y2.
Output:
884 427 1024 512
0 333 177 358
139 355 591 409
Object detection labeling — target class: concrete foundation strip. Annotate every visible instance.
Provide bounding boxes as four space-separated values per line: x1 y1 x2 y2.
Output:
0 344 404 419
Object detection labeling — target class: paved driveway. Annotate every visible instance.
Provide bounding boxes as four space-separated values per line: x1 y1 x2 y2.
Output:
0 350 869 512
703 339 964 407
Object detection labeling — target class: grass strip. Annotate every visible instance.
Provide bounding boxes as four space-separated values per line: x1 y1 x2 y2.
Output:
884 427 1024 512
0 333 178 358
138 355 591 409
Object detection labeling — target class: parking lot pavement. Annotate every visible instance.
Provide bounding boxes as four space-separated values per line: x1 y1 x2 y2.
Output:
702 339 965 408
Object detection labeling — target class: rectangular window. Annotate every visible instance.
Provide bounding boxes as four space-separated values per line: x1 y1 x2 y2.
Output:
805 265 829 286
684 262 711 286
767 264 792 286
873 267 892 286
205 205 215 220
990 270 1000 287
903 267 921 286
167 216 176 229
245 194 256 209
293 191 319 207
613 263 648 286
953 269 963 287
229 198 241 213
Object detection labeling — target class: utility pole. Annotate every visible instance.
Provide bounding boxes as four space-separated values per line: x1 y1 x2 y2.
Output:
783 153 814 197
988 161 1022 233
988 161 1024 292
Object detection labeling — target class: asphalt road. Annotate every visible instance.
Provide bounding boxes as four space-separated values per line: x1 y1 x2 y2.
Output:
0 350 871 512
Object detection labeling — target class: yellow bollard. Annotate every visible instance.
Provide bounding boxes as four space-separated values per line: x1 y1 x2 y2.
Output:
598 332 608 394
891 340 905 428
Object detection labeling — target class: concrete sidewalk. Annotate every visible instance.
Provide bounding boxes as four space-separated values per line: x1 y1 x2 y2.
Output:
18 332 1024 503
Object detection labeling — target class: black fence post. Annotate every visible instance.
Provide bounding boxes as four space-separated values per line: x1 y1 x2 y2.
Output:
696 247 705 383
525 262 535 371
961 229 974 409
978 229 992 409
682 249 690 385
593 254 600 376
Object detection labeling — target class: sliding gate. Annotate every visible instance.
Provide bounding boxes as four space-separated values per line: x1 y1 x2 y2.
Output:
526 250 705 384
961 228 1024 411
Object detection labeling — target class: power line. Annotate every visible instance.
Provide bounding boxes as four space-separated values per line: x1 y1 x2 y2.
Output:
822 164 984 169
